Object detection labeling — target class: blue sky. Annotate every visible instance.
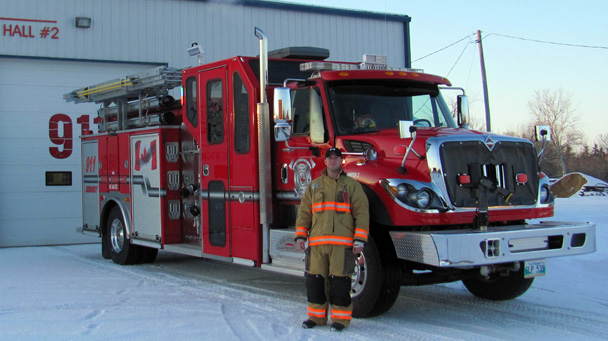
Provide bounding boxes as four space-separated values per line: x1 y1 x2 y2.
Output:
275 0 608 143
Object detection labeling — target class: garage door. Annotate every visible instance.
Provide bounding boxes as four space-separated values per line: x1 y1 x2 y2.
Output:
0 58 161 247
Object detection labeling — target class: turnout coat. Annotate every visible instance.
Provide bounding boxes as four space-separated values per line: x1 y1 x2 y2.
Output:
294 168 369 247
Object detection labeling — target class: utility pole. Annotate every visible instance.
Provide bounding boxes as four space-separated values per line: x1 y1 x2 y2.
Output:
477 30 491 132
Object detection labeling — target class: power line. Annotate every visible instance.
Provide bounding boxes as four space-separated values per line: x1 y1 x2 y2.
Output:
412 34 475 63
485 33 608 50
446 36 473 77
413 32 607 65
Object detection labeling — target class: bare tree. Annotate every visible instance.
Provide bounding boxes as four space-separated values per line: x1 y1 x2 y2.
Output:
528 88 584 177
500 122 535 140
598 132 608 152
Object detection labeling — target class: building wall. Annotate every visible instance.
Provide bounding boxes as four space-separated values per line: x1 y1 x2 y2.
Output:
1 0 409 67
0 0 410 247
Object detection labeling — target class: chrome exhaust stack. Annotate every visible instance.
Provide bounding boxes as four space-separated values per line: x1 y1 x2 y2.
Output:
255 27 272 264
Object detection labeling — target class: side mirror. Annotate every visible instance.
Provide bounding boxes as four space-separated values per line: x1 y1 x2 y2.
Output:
273 87 292 122
310 89 325 144
535 125 551 161
273 87 292 142
535 125 551 141
398 120 414 139
274 122 292 142
457 95 470 128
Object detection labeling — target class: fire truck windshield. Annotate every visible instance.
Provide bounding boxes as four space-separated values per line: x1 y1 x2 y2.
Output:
327 80 457 135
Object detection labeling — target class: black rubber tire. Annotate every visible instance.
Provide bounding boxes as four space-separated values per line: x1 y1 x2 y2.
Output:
106 206 141 265
351 232 401 317
462 262 534 301
101 231 111 259
138 247 159 264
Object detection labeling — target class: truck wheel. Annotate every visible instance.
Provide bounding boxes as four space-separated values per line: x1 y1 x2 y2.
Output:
351 233 401 317
106 206 141 265
462 262 534 300
138 247 158 264
101 231 111 259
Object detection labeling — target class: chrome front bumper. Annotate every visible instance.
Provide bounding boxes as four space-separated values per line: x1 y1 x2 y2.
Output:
390 221 596 267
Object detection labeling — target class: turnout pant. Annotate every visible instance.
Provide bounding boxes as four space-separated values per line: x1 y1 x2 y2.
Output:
305 244 356 327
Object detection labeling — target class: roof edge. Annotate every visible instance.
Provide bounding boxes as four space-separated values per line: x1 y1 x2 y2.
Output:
198 0 411 23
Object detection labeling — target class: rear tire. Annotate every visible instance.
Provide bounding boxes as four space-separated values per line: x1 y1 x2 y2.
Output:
351 232 401 317
462 262 534 300
138 247 159 264
106 206 141 265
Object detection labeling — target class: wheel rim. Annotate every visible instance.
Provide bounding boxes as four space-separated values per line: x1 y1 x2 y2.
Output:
110 218 124 253
351 252 368 298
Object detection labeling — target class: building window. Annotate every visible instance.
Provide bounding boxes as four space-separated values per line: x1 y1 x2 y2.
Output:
46 171 72 186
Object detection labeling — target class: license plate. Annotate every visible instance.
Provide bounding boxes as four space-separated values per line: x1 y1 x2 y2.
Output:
524 259 546 278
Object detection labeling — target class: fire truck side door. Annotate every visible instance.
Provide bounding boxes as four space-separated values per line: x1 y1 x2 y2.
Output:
199 67 230 258
276 86 329 198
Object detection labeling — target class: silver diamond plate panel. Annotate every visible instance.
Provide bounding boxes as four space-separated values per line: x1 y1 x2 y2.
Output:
390 231 441 267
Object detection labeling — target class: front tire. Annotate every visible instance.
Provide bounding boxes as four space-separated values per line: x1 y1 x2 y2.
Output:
138 247 158 264
351 232 401 317
462 262 534 300
106 206 141 265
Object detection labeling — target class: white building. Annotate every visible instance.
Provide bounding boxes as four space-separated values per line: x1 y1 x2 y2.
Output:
0 0 411 247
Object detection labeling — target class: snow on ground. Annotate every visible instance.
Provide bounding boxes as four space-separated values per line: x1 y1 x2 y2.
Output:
1 195 607 340
578 173 608 187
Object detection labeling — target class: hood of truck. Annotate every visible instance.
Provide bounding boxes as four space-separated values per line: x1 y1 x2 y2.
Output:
337 127 487 182
335 127 549 225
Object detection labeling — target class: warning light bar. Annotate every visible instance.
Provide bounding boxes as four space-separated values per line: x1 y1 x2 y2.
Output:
300 61 358 72
300 54 424 73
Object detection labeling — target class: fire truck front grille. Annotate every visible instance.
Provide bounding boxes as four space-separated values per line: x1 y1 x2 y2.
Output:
439 140 539 208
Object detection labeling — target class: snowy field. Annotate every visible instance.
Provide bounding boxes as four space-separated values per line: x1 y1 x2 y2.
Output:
1 195 606 340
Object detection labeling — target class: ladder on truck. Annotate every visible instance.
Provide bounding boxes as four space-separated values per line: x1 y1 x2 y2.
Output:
64 66 182 131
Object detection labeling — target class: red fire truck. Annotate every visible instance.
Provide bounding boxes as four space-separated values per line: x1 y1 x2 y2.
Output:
65 28 595 317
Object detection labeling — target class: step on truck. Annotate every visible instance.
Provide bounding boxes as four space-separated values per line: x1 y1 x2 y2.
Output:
65 27 596 317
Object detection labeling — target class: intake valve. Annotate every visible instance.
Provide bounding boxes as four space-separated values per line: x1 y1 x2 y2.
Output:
478 177 513 203
473 177 514 231
180 183 200 198
188 205 201 217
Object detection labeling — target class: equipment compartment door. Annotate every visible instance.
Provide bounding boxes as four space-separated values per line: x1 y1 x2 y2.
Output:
130 133 162 244
199 67 230 258
82 140 100 233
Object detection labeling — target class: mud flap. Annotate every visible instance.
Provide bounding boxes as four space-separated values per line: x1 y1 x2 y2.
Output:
550 173 587 198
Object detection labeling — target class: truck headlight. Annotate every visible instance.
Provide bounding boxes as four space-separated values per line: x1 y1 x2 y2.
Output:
539 185 551 203
409 189 431 209
381 179 445 211
397 184 407 198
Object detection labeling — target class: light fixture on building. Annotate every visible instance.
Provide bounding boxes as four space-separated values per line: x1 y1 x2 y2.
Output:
75 17 92 28
187 42 204 65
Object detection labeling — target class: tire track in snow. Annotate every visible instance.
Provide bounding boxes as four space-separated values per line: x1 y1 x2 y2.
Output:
388 284 608 340
53 245 608 340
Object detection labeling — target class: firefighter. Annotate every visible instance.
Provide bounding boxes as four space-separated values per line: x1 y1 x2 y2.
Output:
295 147 370 332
